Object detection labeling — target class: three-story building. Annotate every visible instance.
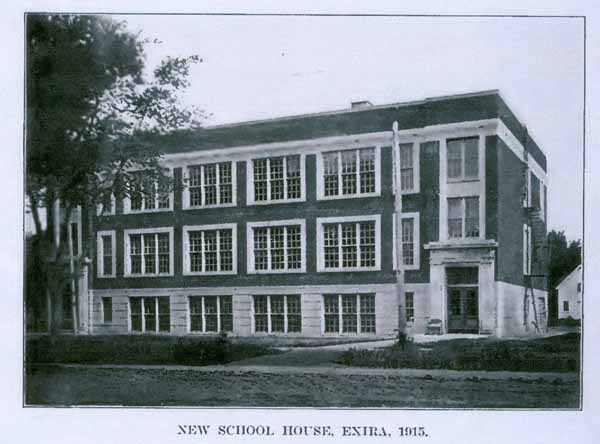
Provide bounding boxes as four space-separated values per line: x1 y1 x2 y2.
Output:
88 90 548 338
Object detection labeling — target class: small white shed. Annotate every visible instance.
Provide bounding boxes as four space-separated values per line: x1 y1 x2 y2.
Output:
557 264 582 320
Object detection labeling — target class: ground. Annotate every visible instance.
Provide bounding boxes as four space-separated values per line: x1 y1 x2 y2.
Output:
25 333 581 408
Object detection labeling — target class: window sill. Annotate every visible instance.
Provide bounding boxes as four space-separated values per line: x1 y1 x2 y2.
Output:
247 197 306 206
183 203 237 210
124 273 174 278
322 332 378 337
447 177 480 184
317 192 380 201
97 275 116 279
250 332 305 336
392 188 421 196
123 208 173 214
248 268 307 275
183 270 237 276
318 267 380 273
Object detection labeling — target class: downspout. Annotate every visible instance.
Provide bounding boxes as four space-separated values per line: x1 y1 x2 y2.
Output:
392 122 405 335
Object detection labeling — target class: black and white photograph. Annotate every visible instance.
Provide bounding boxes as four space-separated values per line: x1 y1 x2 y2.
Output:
22 11 585 410
5 2 600 443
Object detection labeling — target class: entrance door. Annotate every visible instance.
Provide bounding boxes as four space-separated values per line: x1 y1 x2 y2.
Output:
448 287 479 333
446 267 479 333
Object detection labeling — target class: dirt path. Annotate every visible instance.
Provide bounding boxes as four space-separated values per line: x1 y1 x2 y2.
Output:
26 364 580 408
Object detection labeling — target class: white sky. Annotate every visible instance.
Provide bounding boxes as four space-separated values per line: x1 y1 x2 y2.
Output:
118 15 582 240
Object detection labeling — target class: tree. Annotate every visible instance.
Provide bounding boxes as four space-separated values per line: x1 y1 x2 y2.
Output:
546 230 582 325
26 14 203 333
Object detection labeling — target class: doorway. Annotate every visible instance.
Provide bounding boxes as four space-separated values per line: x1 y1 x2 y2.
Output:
446 267 479 333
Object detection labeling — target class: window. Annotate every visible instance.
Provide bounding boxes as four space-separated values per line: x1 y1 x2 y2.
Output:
448 197 480 239
61 285 73 330
523 224 532 275
186 162 234 208
189 295 233 333
323 294 376 334
126 172 171 212
563 300 570 311
393 213 420 271
320 147 379 199
183 224 237 275
577 282 582 292
96 191 115 216
405 292 414 323
398 142 422 193
252 295 302 334
250 155 303 204
247 220 306 273
124 228 173 276
70 222 80 256
102 297 112 323
529 172 541 211
402 218 415 266
129 296 170 333
318 215 380 271
447 137 479 180
97 231 116 277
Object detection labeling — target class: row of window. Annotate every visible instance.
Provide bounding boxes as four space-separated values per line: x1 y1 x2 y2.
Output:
97 137 489 215
97 214 428 278
98 198 485 279
99 293 378 335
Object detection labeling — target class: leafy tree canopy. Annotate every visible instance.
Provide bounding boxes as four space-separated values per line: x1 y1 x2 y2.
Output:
26 14 203 226
547 230 581 289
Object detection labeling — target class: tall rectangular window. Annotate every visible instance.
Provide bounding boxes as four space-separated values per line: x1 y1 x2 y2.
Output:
251 155 303 203
563 301 569 311
399 143 414 192
129 296 170 333
184 225 235 274
187 162 234 207
448 197 480 239
189 295 233 333
253 295 301 334
530 172 541 210
319 216 380 271
70 222 79 256
393 213 420 271
102 235 113 276
321 147 377 198
102 297 112 323
401 218 415 266
323 294 376 334
97 231 116 277
405 292 414 323
523 224 532 275
248 221 305 273
128 172 171 212
125 229 172 276
447 137 479 180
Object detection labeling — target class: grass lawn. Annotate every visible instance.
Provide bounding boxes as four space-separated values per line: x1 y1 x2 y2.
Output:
26 334 276 366
25 365 580 408
338 333 580 372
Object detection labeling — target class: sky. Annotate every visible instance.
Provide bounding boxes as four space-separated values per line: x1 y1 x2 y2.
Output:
115 15 582 240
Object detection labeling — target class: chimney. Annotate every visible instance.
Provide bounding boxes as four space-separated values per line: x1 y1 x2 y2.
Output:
351 100 373 110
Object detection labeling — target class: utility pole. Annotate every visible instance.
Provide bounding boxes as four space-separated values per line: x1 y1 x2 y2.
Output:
392 121 405 333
